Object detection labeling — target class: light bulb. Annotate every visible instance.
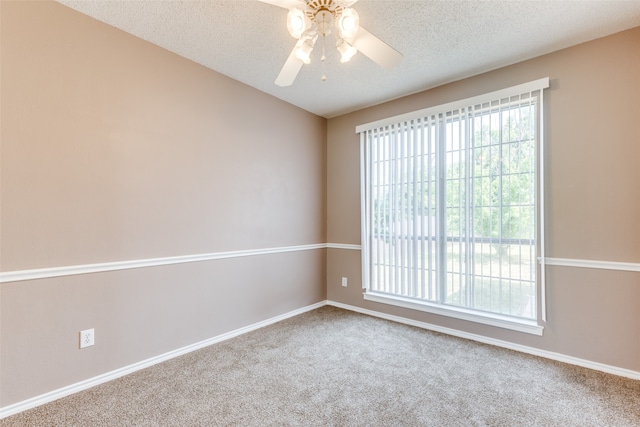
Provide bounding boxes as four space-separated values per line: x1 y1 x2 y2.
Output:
337 8 359 39
342 16 355 31
287 8 307 39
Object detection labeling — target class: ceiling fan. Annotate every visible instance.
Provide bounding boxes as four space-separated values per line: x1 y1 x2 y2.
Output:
257 0 403 86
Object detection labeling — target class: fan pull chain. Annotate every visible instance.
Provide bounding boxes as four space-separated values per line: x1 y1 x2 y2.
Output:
321 33 327 81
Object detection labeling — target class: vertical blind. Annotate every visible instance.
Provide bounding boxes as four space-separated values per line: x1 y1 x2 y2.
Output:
358 78 549 321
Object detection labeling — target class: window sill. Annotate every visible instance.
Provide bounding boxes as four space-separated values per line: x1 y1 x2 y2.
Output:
363 292 544 336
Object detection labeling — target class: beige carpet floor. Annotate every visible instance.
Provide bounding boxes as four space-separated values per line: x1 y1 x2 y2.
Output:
2 306 639 426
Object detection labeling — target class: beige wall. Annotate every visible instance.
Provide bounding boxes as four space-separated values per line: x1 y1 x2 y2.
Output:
1 1 326 406
2 0 639 412
327 27 640 371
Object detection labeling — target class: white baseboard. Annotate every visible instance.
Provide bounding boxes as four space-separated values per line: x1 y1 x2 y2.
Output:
327 300 640 381
4 299 638 419
0 301 327 420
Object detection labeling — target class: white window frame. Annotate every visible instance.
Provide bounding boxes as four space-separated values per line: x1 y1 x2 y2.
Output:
357 78 549 335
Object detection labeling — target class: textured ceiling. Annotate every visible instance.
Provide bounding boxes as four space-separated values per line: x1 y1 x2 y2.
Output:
55 0 640 118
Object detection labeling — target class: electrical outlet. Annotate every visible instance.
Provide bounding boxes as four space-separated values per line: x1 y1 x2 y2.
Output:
341 277 348 287
80 328 95 349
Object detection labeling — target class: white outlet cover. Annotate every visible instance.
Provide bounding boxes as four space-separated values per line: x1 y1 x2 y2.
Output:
341 277 348 287
80 328 95 349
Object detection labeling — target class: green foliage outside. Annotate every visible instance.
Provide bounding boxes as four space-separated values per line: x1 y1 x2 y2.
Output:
370 105 537 318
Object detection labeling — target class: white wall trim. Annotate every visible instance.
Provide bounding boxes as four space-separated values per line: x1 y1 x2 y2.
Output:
326 243 362 250
4 246 636 285
327 300 640 381
0 301 328 420
544 257 640 272
0 244 327 284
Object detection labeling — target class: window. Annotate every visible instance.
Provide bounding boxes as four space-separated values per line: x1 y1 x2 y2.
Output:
357 79 548 334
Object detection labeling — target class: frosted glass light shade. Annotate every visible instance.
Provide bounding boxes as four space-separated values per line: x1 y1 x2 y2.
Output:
294 38 314 64
337 8 359 39
337 39 357 63
287 8 307 39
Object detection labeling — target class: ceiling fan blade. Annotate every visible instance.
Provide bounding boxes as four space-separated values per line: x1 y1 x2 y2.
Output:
275 46 304 87
256 0 304 9
347 26 403 69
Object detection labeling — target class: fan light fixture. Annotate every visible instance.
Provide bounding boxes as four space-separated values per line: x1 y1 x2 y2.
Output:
336 38 357 63
337 8 359 39
286 8 308 39
294 36 315 64
262 0 404 87
285 0 360 69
